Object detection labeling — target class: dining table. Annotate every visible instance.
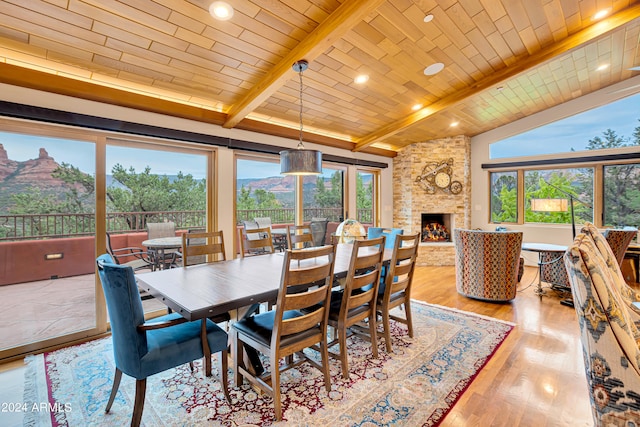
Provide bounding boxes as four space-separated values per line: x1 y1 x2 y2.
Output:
135 243 392 375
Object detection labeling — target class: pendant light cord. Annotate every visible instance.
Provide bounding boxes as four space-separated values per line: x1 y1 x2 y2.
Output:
297 66 305 149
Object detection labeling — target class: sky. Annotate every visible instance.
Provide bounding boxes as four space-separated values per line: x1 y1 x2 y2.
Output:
2 91 638 176
490 92 640 158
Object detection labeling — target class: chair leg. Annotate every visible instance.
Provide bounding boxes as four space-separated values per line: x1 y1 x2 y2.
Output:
105 368 123 413
218 350 231 403
338 326 349 379
272 358 282 421
368 312 379 358
382 308 393 353
131 378 146 427
232 330 244 387
320 340 332 393
405 301 414 338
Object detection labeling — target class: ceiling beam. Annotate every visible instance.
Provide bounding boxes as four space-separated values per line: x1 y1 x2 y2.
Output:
222 0 385 129
352 3 640 152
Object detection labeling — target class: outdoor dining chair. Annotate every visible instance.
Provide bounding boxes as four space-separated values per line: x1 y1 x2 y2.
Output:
286 224 314 249
239 225 274 257
96 254 230 427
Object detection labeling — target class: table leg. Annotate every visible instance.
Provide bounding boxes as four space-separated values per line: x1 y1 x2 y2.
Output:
534 253 545 297
201 319 212 376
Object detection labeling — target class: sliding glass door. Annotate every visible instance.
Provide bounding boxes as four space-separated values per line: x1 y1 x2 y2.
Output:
0 130 97 354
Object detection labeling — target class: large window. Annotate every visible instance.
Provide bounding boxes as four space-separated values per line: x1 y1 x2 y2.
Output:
490 171 517 223
0 121 215 359
524 168 593 225
235 156 345 224
604 163 640 227
356 170 376 225
490 92 640 158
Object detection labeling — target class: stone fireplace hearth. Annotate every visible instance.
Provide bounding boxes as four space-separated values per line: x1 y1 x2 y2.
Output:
392 136 471 266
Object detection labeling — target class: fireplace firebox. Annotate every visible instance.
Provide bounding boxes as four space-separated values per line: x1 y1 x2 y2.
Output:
421 213 452 242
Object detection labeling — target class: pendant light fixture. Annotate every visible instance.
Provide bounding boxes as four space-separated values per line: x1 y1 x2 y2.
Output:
280 59 322 175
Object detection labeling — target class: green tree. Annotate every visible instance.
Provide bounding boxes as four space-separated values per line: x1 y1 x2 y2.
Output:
106 164 205 229
313 171 342 208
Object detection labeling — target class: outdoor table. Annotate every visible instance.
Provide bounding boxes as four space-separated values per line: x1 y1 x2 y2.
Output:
142 236 182 270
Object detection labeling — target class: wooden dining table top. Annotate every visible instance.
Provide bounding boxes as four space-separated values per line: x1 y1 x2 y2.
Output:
135 243 391 322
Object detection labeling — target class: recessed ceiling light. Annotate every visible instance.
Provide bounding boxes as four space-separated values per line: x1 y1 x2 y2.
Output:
412 104 423 111
597 63 610 71
209 1 234 21
424 62 444 76
593 9 610 20
450 121 459 127
424 14 434 23
354 74 369 84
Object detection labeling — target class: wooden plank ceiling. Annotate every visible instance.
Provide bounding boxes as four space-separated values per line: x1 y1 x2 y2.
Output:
0 0 638 157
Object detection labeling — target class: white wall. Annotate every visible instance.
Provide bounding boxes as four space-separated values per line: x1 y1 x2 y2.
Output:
470 75 640 264
0 83 394 257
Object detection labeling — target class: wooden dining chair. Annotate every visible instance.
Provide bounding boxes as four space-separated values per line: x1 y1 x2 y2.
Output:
231 244 337 421
239 226 274 257
286 224 314 249
325 236 385 379
376 232 420 353
181 230 226 266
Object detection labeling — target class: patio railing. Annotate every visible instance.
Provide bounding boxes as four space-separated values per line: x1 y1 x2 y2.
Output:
0 208 373 241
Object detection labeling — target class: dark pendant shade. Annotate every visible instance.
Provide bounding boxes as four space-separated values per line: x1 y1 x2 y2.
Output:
279 148 322 175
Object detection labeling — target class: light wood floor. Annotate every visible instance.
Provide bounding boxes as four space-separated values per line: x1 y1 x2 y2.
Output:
414 265 594 427
0 265 596 426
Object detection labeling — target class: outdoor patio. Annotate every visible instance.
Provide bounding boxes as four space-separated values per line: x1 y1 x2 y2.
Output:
0 273 165 351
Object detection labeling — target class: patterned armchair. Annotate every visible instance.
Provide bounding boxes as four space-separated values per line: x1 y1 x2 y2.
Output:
564 224 640 425
454 229 523 302
603 227 638 267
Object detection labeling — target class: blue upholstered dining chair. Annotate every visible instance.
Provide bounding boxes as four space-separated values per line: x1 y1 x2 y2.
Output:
367 227 404 249
96 254 230 427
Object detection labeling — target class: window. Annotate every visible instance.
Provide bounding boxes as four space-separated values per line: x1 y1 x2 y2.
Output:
490 92 640 158
604 163 640 227
490 171 518 223
236 157 293 224
356 170 376 225
235 156 346 223
524 168 593 225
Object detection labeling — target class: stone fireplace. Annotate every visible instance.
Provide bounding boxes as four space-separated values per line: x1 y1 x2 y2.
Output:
392 136 471 266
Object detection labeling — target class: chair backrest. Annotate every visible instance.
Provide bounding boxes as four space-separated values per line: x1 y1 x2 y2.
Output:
272 245 337 348
603 227 638 267
453 229 523 301
105 232 118 261
96 254 147 377
367 227 404 249
147 221 176 240
240 226 274 257
254 217 272 230
382 232 420 302
181 230 226 266
339 237 386 321
286 224 314 249
310 219 329 246
564 229 640 425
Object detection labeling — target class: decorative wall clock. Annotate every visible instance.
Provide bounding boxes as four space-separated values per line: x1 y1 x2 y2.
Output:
415 158 463 194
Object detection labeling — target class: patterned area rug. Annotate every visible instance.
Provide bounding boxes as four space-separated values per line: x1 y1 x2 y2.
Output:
23 301 513 426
